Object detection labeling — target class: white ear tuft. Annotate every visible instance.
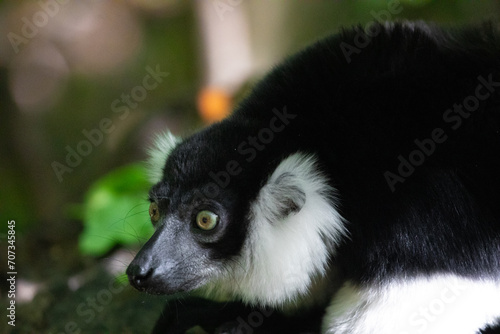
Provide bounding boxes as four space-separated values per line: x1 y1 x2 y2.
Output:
146 131 181 184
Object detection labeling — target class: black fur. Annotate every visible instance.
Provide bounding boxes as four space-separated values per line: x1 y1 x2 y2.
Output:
151 297 323 334
480 323 500 334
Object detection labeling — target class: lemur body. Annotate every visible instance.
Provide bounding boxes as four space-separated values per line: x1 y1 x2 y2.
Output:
128 22 500 333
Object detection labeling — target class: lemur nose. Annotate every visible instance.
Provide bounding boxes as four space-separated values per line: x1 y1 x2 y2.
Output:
126 264 153 291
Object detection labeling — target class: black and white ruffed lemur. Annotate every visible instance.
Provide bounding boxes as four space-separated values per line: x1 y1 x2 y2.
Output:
127 21 500 333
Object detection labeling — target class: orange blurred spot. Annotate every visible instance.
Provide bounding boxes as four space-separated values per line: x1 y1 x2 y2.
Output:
197 87 232 123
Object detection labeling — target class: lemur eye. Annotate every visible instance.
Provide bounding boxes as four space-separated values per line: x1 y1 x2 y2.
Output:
149 202 160 225
196 210 219 231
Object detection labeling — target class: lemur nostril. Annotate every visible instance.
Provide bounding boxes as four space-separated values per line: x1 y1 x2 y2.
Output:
126 264 153 291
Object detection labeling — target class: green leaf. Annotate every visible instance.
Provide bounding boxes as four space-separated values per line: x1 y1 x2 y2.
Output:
79 164 154 256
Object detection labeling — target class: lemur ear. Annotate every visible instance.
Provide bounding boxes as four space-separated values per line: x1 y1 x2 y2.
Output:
252 154 321 224
260 172 306 222
147 131 181 184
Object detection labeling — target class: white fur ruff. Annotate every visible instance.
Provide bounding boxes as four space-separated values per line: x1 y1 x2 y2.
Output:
323 275 500 334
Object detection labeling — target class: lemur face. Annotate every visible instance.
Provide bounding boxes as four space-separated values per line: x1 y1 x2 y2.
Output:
127 129 347 307
127 132 250 296
126 186 239 295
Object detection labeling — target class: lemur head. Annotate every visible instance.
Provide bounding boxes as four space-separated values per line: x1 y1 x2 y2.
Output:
127 120 347 308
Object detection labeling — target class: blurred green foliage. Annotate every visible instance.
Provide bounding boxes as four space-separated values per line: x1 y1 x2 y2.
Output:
77 163 153 256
